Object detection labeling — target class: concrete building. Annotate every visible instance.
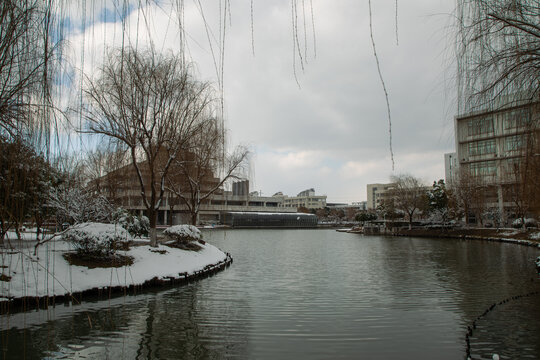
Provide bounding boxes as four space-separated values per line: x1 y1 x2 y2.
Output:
280 188 327 210
366 183 394 210
91 157 296 226
455 98 539 219
444 152 459 187
327 202 367 211
232 180 249 196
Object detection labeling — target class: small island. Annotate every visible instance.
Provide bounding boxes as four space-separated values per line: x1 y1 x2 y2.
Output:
0 224 231 309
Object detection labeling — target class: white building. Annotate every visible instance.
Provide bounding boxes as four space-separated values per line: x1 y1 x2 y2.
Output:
327 201 367 212
279 188 327 210
366 183 394 210
444 152 459 187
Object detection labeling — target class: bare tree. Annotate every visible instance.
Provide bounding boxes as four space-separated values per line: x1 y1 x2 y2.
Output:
84 48 214 246
503 118 540 226
166 116 249 225
84 144 129 205
387 174 426 230
453 167 489 226
456 0 540 112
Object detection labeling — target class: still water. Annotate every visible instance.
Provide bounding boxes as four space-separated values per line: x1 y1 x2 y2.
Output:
1 229 540 359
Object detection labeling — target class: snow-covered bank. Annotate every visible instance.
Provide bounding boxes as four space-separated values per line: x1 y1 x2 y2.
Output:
394 228 540 248
0 239 231 306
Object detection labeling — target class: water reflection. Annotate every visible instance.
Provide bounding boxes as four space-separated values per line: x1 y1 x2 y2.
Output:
1 230 539 359
1 284 250 359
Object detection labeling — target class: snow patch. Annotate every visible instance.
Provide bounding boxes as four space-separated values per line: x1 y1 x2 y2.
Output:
1 238 227 300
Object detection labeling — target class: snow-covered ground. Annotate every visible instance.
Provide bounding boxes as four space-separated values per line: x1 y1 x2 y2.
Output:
0 238 227 301
3 229 53 242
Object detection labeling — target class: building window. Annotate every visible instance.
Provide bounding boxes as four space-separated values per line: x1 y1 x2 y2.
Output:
505 158 521 177
468 116 494 136
468 139 496 156
503 108 531 130
470 161 497 178
505 135 526 152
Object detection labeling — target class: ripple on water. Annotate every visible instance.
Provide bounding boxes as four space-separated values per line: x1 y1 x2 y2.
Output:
2 229 540 360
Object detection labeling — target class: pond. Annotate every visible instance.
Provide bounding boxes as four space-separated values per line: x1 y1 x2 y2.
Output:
1 229 540 359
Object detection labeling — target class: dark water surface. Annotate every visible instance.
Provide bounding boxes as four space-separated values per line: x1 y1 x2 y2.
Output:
1 229 540 359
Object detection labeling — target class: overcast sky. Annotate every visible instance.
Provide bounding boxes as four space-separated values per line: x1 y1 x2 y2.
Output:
66 0 457 203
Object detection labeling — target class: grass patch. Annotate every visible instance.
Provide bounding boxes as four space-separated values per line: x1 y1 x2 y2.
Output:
63 252 134 269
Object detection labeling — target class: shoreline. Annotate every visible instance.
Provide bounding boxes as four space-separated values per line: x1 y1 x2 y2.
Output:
391 228 540 248
0 240 233 314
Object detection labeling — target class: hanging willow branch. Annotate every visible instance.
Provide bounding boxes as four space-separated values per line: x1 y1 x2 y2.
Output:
368 0 395 170
456 0 540 113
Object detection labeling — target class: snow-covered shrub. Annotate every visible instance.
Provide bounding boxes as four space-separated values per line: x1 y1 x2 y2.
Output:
512 218 538 229
114 209 149 238
63 222 131 257
163 225 202 243
525 218 538 228
49 187 113 225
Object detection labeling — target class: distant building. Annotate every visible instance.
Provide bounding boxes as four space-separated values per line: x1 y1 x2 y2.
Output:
91 160 296 226
221 212 318 228
353 201 368 211
232 180 249 196
326 201 367 220
366 183 394 210
280 188 327 210
327 202 367 212
444 152 459 187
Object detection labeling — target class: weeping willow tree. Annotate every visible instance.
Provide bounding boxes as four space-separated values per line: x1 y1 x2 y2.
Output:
0 0 63 147
0 0 404 238
0 0 64 244
455 0 540 113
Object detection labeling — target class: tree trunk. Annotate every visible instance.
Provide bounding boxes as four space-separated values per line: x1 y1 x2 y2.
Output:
35 221 42 241
0 220 5 245
149 209 158 247
191 212 198 226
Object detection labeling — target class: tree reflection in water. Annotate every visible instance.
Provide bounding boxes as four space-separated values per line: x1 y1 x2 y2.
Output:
1 230 539 360
1 283 250 359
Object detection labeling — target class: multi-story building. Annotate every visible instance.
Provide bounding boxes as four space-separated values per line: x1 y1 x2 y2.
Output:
90 154 296 226
455 98 539 219
326 201 367 220
366 183 394 210
279 188 327 210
